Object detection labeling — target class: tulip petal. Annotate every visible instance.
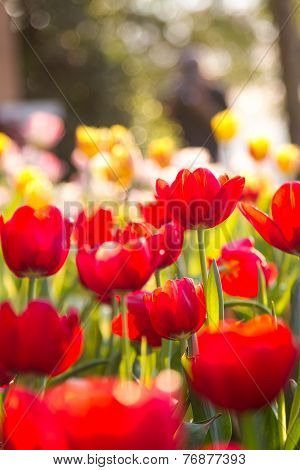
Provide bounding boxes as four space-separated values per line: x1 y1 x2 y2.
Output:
213 176 245 226
271 182 300 252
239 202 290 252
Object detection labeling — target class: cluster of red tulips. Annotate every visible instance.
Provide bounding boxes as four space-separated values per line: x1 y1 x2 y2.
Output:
0 165 299 450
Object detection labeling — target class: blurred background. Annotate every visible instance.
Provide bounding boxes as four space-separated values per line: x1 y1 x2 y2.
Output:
0 0 300 170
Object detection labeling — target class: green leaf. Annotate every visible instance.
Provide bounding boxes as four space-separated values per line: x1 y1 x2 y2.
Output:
189 392 232 445
181 415 221 449
287 375 300 436
285 417 300 450
290 277 300 336
258 263 268 307
206 259 224 329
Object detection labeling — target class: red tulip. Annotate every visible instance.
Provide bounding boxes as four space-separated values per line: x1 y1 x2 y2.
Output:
74 207 113 249
112 290 162 347
214 238 277 298
240 182 300 255
155 168 245 229
140 200 172 229
76 237 154 295
3 377 183 449
0 300 83 379
1 205 72 277
115 221 183 271
3 387 68 450
145 278 206 340
45 377 181 449
189 315 298 411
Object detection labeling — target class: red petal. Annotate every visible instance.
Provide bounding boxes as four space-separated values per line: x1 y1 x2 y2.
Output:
239 202 290 252
213 176 245 226
271 182 300 252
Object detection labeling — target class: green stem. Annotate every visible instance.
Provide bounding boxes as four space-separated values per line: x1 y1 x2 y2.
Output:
288 364 300 433
197 227 208 292
120 292 131 380
28 277 36 302
49 358 109 385
155 270 161 287
239 412 259 450
167 340 173 369
278 390 287 449
224 299 272 315
140 336 147 384
187 334 199 358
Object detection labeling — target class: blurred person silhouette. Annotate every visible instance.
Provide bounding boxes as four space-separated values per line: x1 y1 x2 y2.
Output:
167 49 227 162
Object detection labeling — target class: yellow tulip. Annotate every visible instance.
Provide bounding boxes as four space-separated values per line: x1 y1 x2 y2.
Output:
24 178 53 210
210 109 238 142
15 166 46 194
76 125 115 157
0 132 12 156
147 137 175 168
274 143 300 174
248 136 270 161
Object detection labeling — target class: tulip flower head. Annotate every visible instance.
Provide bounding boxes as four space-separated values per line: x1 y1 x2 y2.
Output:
145 278 206 340
22 112 64 149
210 109 238 142
0 132 12 157
75 206 114 250
215 238 277 298
155 168 245 229
3 376 183 449
274 143 300 174
248 136 270 161
147 137 176 168
240 181 300 255
0 300 83 381
76 217 183 296
189 315 297 411
1 205 72 277
77 238 154 296
112 290 162 347
140 199 172 229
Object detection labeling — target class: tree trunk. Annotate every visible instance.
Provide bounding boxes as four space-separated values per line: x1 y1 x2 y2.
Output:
0 4 23 102
269 0 300 145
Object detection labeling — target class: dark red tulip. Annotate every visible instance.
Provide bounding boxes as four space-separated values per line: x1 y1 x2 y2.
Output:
76 237 154 295
0 300 83 378
155 168 245 229
112 290 162 347
214 238 277 298
240 182 300 255
145 278 206 340
3 387 68 450
1 205 72 277
74 206 113 249
189 315 298 411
